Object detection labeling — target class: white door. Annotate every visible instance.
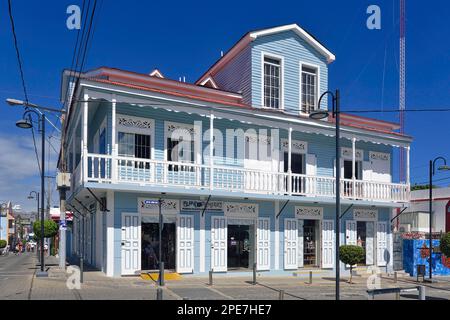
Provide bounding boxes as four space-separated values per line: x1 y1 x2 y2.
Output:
366 222 375 265
211 217 227 272
298 219 304 268
322 219 334 268
346 220 357 245
177 215 194 273
377 222 388 267
121 213 141 275
284 219 298 270
257 218 271 271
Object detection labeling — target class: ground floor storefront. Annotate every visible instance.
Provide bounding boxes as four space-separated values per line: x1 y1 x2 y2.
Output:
69 191 395 277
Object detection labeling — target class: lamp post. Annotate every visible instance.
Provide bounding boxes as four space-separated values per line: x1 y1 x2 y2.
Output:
28 191 39 258
309 89 340 300
8 98 66 275
15 109 47 277
428 157 450 281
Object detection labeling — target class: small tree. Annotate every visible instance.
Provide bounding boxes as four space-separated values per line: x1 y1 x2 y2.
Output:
440 232 450 257
0 240 7 249
33 219 59 239
339 245 365 283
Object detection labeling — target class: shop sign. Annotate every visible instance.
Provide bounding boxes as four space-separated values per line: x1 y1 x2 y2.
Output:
181 200 223 212
138 198 179 215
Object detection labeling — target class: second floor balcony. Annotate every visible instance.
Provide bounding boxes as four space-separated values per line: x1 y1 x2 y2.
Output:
70 153 410 203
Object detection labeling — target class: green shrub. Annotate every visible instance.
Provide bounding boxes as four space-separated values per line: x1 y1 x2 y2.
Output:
339 245 365 283
0 240 7 248
33 219 59 239
440 232 450 257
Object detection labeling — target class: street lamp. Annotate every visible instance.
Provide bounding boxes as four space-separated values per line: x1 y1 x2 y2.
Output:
15 109 47 277
309 89 341 300
28 191 39 258
428 157 450 281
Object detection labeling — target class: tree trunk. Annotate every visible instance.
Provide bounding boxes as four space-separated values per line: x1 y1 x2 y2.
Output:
349 266 353 284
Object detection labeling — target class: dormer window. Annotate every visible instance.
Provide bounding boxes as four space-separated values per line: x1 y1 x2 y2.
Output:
301 65 318 114
263 56 282 109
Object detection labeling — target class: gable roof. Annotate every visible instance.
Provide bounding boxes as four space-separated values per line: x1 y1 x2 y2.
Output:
196 23 335 85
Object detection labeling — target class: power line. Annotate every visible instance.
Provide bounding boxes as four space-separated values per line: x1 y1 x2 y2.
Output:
413 176 450 186
7 0 28 104
8 0 42 179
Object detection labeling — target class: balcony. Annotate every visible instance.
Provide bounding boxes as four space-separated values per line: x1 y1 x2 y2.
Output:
73 153 410 203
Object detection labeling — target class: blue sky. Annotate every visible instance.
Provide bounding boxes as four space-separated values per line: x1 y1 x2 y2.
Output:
1 0 449 211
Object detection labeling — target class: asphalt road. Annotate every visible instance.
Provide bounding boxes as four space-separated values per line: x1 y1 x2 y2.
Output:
0 252 36 299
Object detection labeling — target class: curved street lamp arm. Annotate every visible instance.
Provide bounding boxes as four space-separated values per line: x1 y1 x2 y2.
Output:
432 156 447 175
317 90 336 117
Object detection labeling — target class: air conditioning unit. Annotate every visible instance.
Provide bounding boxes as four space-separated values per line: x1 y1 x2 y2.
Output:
398 224 411 233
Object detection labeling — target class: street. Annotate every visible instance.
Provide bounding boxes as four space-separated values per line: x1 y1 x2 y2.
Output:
1 252 450 300
0 252 35 299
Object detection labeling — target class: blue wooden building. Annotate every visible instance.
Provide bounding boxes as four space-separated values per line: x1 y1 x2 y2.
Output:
60 24 412 277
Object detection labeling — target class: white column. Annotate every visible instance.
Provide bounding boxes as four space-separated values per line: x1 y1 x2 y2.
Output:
274 200 280 270
287 127 292 195
82 94 89 183
352 137 356 198
111 97 117 183
209 112 214 190
200 213 205 272
106 190 115 277
406 146 410 185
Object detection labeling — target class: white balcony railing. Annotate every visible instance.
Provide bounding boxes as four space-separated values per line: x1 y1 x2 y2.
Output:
80 153 410 203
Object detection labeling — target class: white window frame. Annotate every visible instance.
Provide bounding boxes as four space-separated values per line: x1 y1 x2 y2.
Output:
299 62 321 116
116 115 155 160
261 51 284 110
164 121 199 164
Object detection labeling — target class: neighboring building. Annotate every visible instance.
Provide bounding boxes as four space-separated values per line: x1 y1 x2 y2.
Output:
0 202 16 245
399 187 450 233
0 202 10 243
60 24 412 277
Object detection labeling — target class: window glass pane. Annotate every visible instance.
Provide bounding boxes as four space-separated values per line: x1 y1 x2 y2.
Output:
263 56 281 109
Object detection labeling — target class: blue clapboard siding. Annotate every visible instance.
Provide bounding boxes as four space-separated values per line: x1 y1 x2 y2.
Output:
251 30 328 113
213 46 252 105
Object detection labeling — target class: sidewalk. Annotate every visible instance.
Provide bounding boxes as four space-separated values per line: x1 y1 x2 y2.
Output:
29 258 450 300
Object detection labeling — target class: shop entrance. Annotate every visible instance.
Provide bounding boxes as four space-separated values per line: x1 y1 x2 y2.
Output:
303 220 319 267
227 224 254 270
356 221 367 265
141 222 176 271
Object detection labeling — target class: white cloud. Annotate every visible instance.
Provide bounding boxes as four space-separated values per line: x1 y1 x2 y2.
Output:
0 134 58 212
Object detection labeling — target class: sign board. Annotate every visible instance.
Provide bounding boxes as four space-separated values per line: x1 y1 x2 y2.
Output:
59 220 67 231
138 198 179 215
181 200 223 212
